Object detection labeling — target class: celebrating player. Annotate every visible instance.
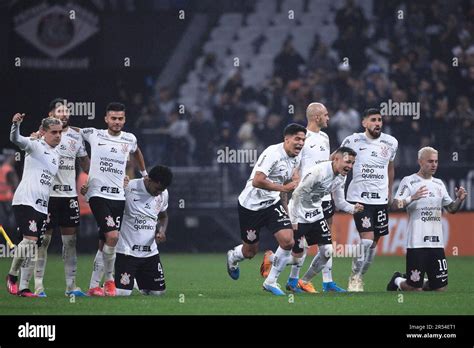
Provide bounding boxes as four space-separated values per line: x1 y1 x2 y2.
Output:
341 108 398 292
115 165 172 296
261 102 347 293
226 123 305 296
387 147 467 292
80 102 147 296
34 98 90 297
6 114 62 297
263 147 364 293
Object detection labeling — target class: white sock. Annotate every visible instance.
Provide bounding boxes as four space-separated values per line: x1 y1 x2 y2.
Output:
115 288 132 296
102 244 116 281
229 244 245 265
265 247 291 284
351 239 373 275
395 277 405 289
322 256 333 283
302 244 332 282
20 255 36 291
9 239 36 277
34 234 51 292
361 247 376 275
145 290 166 296
289 252 306 279
89 250 104 288
62 235 77 291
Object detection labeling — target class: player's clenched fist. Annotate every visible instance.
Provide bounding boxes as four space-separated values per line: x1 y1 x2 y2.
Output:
455 186 467 201
12 113 25 124
353 203 364 213
282 181 298 193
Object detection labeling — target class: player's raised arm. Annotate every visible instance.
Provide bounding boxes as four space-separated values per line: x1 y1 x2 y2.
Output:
10 113 32 151
333 182 363 214
444 186 467 214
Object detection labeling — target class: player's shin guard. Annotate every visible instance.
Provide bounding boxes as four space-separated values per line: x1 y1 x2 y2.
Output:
9 239 36 277
34 234 51 292
61 235 77 291
302 244 332 282
265 247 291 284
89 250 104 288
351 239 373 275
102 244 116 281
361 247 376 275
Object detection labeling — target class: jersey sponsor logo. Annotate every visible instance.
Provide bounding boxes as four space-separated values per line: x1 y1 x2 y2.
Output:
105 215 115 227
28 220 38 232
359 147 367 151
53 184 73 192
120 136 133 142
246 229 257 242
410 269 421 282
304 208 321 219
120 272 131 286
361 192 381 199
35 199 48 207
133 216 156 230
82 129 94 134
423 236 440 243
132 245 151 252
379 139 393 146
361 216 371 229
110 147 117 153
100 186 120 194
420 209 441 222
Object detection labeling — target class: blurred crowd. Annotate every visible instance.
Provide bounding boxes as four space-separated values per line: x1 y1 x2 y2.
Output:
121 0 473 171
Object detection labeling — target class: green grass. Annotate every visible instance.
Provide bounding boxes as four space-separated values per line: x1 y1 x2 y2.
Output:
1 254 473 315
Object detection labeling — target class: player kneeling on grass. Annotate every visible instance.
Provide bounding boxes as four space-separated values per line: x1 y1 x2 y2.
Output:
114 165 172 296
387 147 467 292
261 147 364 293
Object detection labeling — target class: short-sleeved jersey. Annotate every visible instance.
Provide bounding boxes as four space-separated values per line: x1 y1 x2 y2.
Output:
50 127 87 198
238 143 301 211
289 161 352 223
116 179 168 258
341 132 398 204
11 125 60 214
395 174 453 249
80 128 137 201
300 129 331 202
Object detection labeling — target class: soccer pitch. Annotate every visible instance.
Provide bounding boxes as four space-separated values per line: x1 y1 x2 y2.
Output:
1 254 473 315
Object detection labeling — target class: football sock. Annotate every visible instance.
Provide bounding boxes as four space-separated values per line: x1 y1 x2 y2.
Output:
302 244 332 282
34 234 51 292
351 239 373 275
89 250 104 288
62 235 77 291
9 238 36 277
361 247 376 275
229 244 245 265
265 247 291 284
102 244 116 282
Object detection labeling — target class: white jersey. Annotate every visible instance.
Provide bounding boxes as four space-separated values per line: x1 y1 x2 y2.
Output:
341 132 398 204
238 143 301 211
396 174 453 249
116 179 168 258
289 161 355 224
10 124 60 214
300 129 331 201
50 127 87 198
80 128 137 201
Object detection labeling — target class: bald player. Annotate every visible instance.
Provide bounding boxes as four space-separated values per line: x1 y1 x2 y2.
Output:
261 103 346 292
